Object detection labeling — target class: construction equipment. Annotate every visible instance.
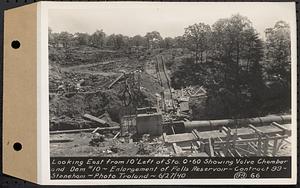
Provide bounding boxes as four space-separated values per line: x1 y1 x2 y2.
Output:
108 70 145 136
108 70 142 107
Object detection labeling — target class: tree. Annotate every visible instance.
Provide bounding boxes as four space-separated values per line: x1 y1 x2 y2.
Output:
89 30 106 48
107 34 127 49
114 34 127 49
259 21 291 114
210 14 264 117
264 21 291 82
48 27 55 46
160 37 174 49
106 34 116 49
211 15 262 86
74 32 90 46
173 36 185 48
57 31 74 48
171 15 265 118
129 35 147 47
183 23 211 63
145 31 162 49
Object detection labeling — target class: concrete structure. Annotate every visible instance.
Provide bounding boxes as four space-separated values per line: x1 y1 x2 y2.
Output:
136 113 163 136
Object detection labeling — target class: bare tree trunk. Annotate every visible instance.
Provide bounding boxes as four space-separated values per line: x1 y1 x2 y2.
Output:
235 40 240 93
247 47 251 72
236 42 239 68
195 43 199 63
200 51 203 63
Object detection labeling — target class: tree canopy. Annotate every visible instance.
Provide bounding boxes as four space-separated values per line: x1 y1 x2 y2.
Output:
49 15 291 118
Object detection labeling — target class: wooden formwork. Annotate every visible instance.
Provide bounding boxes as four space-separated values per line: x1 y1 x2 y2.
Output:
164 122 291 157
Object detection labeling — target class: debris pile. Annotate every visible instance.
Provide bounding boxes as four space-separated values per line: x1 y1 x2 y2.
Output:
89 133 105 147
49 90 122 130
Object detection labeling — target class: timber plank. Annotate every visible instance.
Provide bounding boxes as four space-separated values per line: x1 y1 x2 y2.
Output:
164 124 291 143
165 133 196 143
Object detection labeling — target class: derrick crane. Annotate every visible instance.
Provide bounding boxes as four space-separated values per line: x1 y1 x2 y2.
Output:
108 70 142 107
108 69 142 135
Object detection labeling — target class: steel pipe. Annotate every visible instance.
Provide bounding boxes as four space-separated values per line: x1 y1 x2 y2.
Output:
184 115 291 132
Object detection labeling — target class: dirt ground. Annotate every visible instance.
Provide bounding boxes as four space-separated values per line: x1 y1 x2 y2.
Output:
49 45 165 131
50 132 174 157
49 45 291 157
50 131 291 157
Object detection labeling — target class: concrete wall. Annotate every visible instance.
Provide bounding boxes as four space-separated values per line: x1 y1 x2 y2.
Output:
136 113 163 136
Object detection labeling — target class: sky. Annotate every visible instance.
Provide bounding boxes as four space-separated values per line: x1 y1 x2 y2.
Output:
48 2 295 39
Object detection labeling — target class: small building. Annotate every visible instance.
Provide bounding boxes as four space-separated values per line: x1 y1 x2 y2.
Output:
178 97 189 112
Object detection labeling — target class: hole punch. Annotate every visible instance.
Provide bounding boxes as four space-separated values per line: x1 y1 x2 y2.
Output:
11 40 21 49
13 142 22 151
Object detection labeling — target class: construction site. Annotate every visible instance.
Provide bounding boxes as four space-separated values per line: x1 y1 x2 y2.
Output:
49 45 292 157
47 9 294 158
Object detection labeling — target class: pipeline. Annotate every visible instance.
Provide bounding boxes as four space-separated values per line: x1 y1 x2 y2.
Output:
183 115 291 132
50 126 120 135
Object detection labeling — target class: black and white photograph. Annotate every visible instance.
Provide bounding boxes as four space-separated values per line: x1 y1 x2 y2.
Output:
48 2 294 159
1 1 297 184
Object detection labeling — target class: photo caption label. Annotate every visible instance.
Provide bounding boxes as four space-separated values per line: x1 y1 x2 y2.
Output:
50 157 291 179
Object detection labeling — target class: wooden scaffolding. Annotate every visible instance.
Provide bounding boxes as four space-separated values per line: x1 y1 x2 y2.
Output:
164 122 291 157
